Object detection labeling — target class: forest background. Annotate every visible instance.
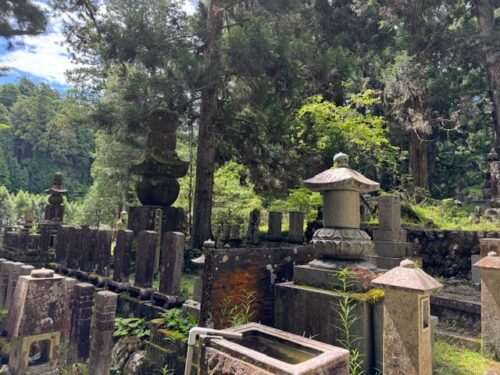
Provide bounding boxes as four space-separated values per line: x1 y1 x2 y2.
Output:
0 0 499 245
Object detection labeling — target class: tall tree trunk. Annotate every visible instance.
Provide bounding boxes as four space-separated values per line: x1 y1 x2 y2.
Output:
408 128 430 191
191 0 223 249
473 0 500 146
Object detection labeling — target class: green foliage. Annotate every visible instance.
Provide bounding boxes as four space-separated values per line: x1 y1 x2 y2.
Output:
0 0 47 41
293 91 399 180
212 161 263 228
434 340 500 375
159 308 196 338
220 291 256 328
113 317 150 340
333 268 364 375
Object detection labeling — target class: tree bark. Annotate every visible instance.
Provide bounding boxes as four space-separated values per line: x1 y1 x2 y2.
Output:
473 0 500 146
191 0 224 249
408 128 430 191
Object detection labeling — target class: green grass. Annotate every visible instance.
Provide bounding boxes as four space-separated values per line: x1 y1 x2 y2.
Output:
435 340 500 375
180 273 195 299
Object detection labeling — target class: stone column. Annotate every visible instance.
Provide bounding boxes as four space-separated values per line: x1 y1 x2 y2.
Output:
159 232 185 295
222 224 231 242
113 229 134 283
55 225 70 264
69 283 95 363
268 211 282 241
134 230 157 288
79 225 93 271
63 277 77 344
372 259 442 375
288 211 305 243
88 291 118 375
154 208 163 274
246 209 261 245
474 252 500 360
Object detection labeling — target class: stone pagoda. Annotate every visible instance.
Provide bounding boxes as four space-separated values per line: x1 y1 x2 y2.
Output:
128 106 188 248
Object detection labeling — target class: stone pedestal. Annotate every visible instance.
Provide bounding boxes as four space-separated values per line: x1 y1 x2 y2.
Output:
474 252 500 360
128 205 184 238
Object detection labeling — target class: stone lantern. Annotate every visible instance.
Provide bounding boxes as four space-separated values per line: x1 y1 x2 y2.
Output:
303 152 379 266
372 259 443 375
473 251 500 360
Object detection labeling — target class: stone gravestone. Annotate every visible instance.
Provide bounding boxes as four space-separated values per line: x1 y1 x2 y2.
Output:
113 229 134 283
95 229 112 276
288 211 305 243
130 230 157 299
55 225 70 264
268 211 282 241
159 232 185 295
371 195 414 269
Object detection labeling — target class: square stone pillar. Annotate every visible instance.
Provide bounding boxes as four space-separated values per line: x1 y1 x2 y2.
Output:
474 251 500 360
288 211 305 243
88 291 118 375
69 283 95 363
113 229 133 283
159 232 185 295
268 211 282 241
134 231 157 289
55 225 70 264
372 259 443 375
246 209 261 245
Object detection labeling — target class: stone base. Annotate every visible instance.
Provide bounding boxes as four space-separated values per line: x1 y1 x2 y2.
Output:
311 228 374 259
294 261 377 290
373 229 407 242
107 280 130 293
368 255 405 270
274 282 381 374
151 292 184 309
128 285 155 300
117 294 165 320
182 299 201 321
373 241 414 258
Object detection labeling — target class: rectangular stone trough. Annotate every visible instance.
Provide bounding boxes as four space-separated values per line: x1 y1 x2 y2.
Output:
199 323 349 375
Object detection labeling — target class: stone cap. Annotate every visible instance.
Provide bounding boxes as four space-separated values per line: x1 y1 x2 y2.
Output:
372 259 443 293
303 153 380 193
474 251 500 270
45 172 68 195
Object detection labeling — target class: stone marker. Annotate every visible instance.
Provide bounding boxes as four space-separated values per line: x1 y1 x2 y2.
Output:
88 291 118 375
268 211 282 241
55 225 70 264
66 226 81 269
159 232 185 295
79 225 93 271
246 209 261 245
69 283 95 363
471 254 482 284
0 261 14 309
222 224 231 242
63 277 78 344
95 229 112 276
153 208 163 274
372 259 443 375
113 229 134 283
44 172 67 223
288 211 305 243
5 262 23 310
134 230 157 288
7 268 69 375
474 252 500 360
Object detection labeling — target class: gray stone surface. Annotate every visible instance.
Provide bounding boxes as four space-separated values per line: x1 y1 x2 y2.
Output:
113 229 133 283
288 211 305 243
134 230 157 288
246 209 261 245
471 255 482 284
88 291 118 375
159 232 184 295
5 262 23 310
69 283 95 363
268 211 282 241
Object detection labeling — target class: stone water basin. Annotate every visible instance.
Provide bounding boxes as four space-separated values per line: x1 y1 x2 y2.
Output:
200 323 349 375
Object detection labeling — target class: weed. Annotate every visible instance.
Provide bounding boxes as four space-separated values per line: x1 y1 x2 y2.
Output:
114 317 150 340
159 308 196 337
219 290 256 328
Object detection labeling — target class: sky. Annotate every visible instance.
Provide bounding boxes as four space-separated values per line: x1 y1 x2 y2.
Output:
0 0 198 92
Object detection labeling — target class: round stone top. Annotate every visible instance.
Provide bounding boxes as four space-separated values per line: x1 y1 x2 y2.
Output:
333 153 349 168
31 268 55 278
400 259 416 268
204 239 216 249
488 251 498 257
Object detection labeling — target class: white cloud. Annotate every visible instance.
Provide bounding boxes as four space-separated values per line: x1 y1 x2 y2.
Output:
0 31 74 85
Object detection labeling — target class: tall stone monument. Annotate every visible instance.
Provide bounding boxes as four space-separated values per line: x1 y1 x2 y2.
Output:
128 107 188 245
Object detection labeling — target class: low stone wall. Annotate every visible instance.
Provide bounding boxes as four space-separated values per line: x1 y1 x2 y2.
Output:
364 226 500 277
